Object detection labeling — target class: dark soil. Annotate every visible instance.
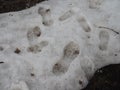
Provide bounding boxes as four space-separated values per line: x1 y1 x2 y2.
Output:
0 0 45 13
82 64 120 90
14 48 21 54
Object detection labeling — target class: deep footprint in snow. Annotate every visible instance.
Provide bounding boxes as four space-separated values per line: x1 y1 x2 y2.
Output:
77 15 91 32
27 41 48 53
52 41 80 75
38 6 53 26
27 26 41 45
99 30 110 51
63 41 80 59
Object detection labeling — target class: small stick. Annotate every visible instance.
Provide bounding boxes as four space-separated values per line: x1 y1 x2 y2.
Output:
0 61 4 64
98 26 119 34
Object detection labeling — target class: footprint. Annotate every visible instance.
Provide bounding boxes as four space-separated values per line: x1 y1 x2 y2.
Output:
38 6 53 26
10 81 29 90
99 30 109 51
59 10 74 21
27 26 41 46
77 15 91 32
88 0 103 9
52 41 80 75
27 41 48 53
63 41 80 59
59 7 79 21
80 57 95 80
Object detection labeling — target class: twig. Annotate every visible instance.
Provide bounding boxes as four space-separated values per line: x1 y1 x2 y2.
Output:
0 61 4 64
97 26 119 34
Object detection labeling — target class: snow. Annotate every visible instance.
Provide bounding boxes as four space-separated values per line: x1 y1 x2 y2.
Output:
0 0 120 90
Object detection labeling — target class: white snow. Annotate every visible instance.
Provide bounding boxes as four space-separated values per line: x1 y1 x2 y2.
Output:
0 0 120 90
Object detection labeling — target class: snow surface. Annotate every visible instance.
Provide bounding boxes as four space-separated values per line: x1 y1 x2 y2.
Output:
0 0 120 90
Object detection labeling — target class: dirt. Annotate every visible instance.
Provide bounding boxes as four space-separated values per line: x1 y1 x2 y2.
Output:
0 0 45 13
14 48 21 54
82 64 120 90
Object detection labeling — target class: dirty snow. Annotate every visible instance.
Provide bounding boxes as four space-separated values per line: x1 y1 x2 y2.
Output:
0 0 120 90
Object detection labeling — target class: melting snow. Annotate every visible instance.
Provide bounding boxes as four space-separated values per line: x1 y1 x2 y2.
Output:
0 0 120 90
